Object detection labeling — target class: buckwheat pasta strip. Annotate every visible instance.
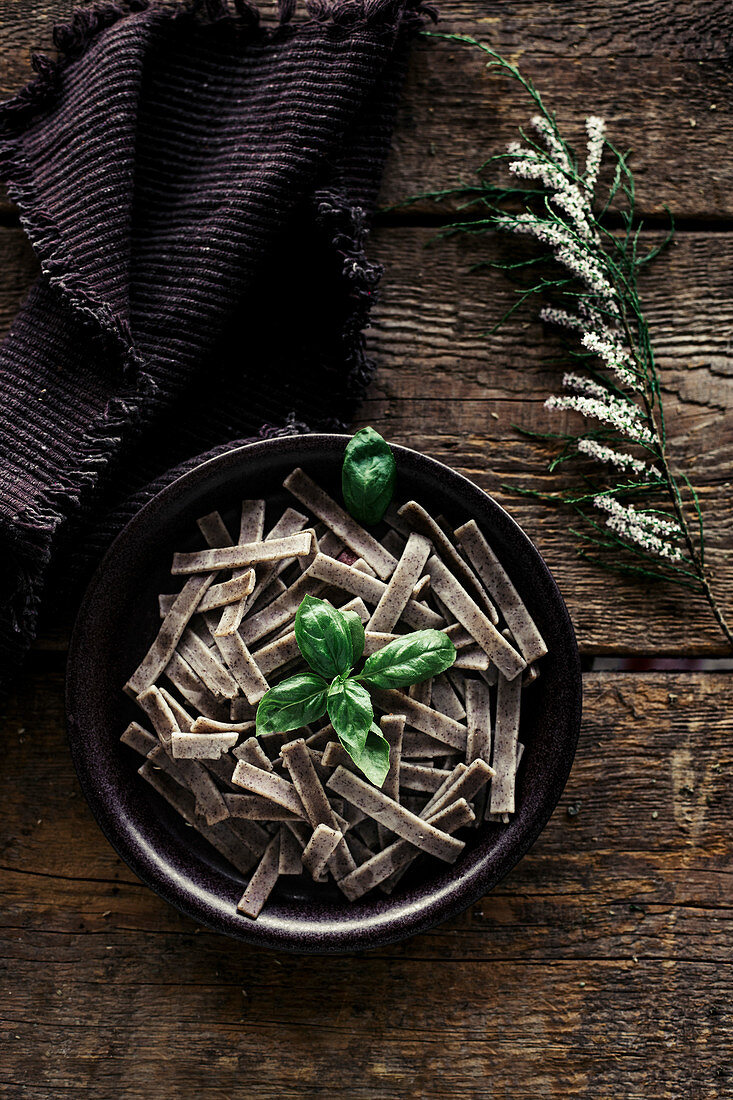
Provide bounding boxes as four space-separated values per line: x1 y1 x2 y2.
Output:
196 510 234 548
163 651 230 721
375 788 480 895
177 629 239 699
367 532 432 632
383 503 412 538
427 555 526 681
125 573 215 695
327 767 465 862
157 689 195 733
171 531 315 575
488 671 522 816
240 570 325 645
138 761 198 823
121 721 158 756
373 688 467 752
237 833 281 918
283 467 398 579
408 677 432 706
337 799 475 901
204 612 269 703
202 755 239 790
398 762 453 793
381 528 406 559
247 576 287 615
232 736 273 770
198 569 255 612
424 759 494 818
210 500 266 635
280 738 357 880
136 685 179 749
380 715 405 803
400 730 455 759
455 519 548 665
191 717 254 736
224 794 299 820
147 746 230 825
444 623 474 649
229 696 256 723
430 675 466 721
170 731 238 759
224 509 311 635
418 763 467 817
346 832 378 866
362 631 402 655
305 554 443 631
278 825 304 875
454 647 490 671
412 574 431 599
398 500 498 622
231 761 306 818
302 824 344 880
465 680 492 766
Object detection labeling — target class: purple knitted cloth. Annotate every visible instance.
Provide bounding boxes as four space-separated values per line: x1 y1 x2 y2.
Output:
0 0 433 688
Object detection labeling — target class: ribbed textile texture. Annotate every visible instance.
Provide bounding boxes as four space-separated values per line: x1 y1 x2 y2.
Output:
0 0 434 692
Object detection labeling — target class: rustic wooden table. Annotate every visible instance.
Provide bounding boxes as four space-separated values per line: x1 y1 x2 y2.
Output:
2 3 732 1097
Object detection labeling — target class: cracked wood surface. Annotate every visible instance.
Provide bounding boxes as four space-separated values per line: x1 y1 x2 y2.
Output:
1 666 731 1098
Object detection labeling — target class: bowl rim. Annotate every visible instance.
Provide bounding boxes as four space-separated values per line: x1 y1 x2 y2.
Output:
66 433 582 952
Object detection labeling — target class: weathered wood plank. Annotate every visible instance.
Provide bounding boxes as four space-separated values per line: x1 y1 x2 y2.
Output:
1 3 733 219
1 664 731 1098
1 223 731 654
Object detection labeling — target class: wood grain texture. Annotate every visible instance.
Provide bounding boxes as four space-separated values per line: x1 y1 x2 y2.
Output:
1 663 730 1099
4 222 728 654
1 2 733 219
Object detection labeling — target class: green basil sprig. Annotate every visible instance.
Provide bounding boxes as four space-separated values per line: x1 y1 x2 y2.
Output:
255 595 456 786
341 426 396 526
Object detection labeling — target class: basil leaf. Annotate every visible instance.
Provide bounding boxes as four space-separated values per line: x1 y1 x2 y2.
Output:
340 609 365 665
255 672 329 737
342 427 396 526
358 629 456 689
326 677 373 750
294 595 354 680
340 723 391 788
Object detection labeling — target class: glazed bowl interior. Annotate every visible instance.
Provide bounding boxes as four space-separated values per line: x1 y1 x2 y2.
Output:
66 434 581 952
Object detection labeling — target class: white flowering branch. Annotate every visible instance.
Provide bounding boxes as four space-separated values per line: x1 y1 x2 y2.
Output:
406 32 733 648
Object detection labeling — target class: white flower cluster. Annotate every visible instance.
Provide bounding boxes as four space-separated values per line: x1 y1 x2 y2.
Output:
577 439 661 480
545 391 657 446
593 496 683 561
581 332 639 389
561 371 613 400
584 116 606 193
506 145 594 243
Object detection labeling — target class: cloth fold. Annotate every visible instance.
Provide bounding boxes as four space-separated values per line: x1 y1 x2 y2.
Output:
0 0 434 689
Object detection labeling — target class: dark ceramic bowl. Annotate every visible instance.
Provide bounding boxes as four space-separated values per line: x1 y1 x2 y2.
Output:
66 434 581 952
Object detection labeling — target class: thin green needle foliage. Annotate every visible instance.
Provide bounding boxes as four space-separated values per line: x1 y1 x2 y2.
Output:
398 32 732 648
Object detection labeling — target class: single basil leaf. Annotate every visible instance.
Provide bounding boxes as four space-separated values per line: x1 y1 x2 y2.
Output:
294 595 354 680
340 724 391 788
341 427 396 526
340 609 365 665
358 629 456 689
326 677 373 750
255 672 329 737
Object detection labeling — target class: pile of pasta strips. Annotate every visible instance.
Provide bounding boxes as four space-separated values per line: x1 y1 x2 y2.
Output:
123 468 547 918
